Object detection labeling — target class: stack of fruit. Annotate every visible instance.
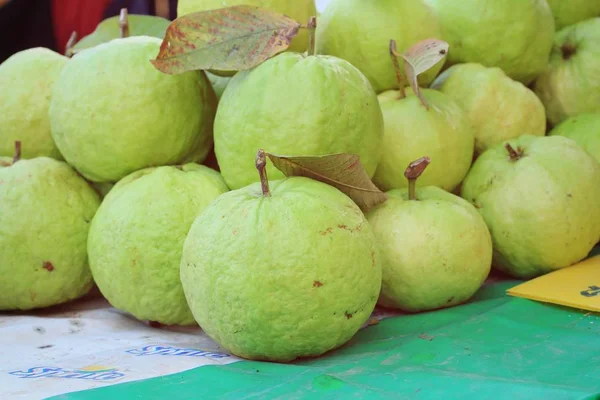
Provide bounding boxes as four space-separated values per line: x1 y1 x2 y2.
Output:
1 0 599 363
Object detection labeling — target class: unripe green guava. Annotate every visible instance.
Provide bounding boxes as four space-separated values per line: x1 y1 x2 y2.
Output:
548 113 600 164
546 0 600 31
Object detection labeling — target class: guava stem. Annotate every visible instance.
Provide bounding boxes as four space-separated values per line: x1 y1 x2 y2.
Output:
505 143 523 161
389 40 406 99
561 43 577 60
12 141 21 164
404 157 430 200
256 149 271 197
65 31 78 56
119 8 130 38
307 16 317 56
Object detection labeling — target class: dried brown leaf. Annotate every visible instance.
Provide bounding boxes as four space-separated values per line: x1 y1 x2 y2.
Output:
402 39 449 109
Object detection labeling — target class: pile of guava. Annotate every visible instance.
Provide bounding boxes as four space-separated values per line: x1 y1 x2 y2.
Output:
1 0 599 363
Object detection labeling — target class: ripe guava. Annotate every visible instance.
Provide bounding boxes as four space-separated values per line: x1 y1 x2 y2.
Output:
461 135 600 279
533 18 600 127
49 36 217 183
180 152 382 361
88 163 228 326
548 113 600 164
367 158 492 312
373 88 474 193
546 0 600 30
0 48 68 160
0 152 101 310
431 63 546 155
176 0 316 54
315 0 442 93
214 52 384 190
424 0 554 85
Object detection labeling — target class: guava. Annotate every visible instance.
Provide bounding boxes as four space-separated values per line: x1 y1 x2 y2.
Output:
533 18 600 127
315 0 443 93
88 163 228 326
0 151 101 310
214 51 384 190
180 152 382 361
49 36 217 183
373 87 474 193
367 158 492 312
546 0 600 31
461 135 600 279
424 0 554 85
431 63 546 155
0 48 68 160
176 0 316 54
206 71 232 102
548 113 600 164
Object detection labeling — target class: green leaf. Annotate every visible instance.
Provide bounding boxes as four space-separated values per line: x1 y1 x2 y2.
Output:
70 14 171 55
401 39 449 109
266 153 388 213
150 5 301 75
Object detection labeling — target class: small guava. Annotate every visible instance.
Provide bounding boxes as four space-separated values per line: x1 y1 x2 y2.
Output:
180 152 382 362
548 113 600 164
431 63 546 155
367 158 492 312
0 151 101 310
461 135 600 279
88 164 229 326
49 36 217 183
0 48 68 160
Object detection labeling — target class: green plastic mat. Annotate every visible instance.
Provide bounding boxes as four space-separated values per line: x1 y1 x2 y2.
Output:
50 272 600 400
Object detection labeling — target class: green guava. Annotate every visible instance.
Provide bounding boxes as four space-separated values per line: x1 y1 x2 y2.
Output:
0 155 101 310
206 71 232 102
49 36 217 183
424 0 555 85
548 113 600 164
367 160 492 312
431 63 546 155
177 0 316 54
180 164 382 362
315 0 443 93
87 163 228 326
214 52 384 190
461 135 600 279
546 0 600 30
0 48 68 160
373 88 474 193
533 18 600 127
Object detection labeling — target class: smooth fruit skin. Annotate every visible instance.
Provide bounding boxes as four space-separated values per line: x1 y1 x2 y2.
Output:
0 48 68 160
180 177 382 362
534 18 600 127
315 0 442 93
206 71 232 102
549 113 600 164
214 52 384 190
461 135 600 279
366 186 492 312
373 88 474 193
546 0 600 31
0 157 101 310
177 0 316 54
88 164 228 326
431 63 546 155
49 36 217 183
424 0 554 85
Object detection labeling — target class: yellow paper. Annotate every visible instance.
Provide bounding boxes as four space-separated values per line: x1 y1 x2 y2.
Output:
506 255 600 312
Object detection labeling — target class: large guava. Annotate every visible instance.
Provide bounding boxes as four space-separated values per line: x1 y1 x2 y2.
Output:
548 113 600 164
315 0 442 93
546 0 600 30
0 48 68 160
180 157 382 361
0 155 101 310
214 52 384 190
49 36 217 183
424 0 555 85
461 135 600 279
88 164 228 326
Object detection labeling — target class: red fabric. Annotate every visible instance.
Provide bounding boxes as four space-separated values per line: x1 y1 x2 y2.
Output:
52 0 112 54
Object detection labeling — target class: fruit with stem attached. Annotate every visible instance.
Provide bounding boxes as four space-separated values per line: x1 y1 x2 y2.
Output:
179 149 382 361
461 135 600 279
548 113 600 164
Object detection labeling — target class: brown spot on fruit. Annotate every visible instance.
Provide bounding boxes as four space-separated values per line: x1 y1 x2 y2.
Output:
42 261 54 272
447 296 455 303
371 250 376 267
30 290 37 301
313 281 323 288
345 312 353 319
320 227 333 235
233 230 238 235
338 224 348 230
